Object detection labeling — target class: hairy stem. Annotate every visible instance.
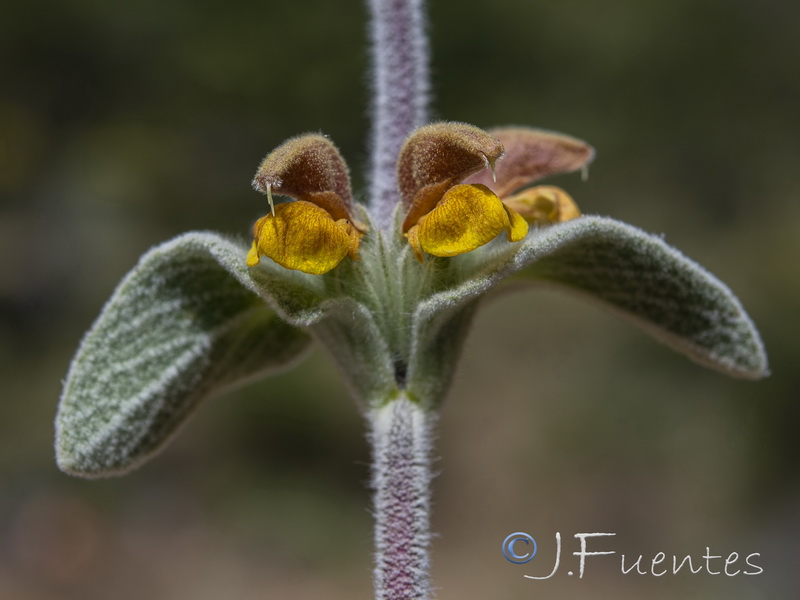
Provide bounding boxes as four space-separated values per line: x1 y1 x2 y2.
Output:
370 395 434 600
367 0 430 231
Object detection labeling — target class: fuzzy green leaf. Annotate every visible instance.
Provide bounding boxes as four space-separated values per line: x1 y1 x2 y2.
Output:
412 217 768 395
57 232 312 477
406 298 479 408
312 296 396 405
513 217 768 378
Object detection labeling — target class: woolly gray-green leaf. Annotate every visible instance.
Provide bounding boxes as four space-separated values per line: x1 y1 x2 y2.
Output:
311 296 396 405
406 298 479 408
406 217 768 403
451 216 766 379
57 232 312 478
513 217 768 378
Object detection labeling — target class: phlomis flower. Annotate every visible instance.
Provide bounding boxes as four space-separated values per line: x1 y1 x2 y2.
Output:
248 134 367 275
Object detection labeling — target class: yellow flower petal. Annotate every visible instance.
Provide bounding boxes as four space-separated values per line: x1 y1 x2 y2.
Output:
335 219 364 261
503 185 581 225
246 241 260 266
405 223 425 263
503 203 529 242
416 184 512 257
252 201 352 275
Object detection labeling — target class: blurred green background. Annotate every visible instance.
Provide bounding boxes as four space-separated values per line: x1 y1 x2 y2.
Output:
1 0 798 598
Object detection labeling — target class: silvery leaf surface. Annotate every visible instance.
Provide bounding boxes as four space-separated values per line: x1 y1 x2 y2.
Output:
406 297 479 407
513 217 768 379
57 231 313 477
311 296 396 406
407 216 768 402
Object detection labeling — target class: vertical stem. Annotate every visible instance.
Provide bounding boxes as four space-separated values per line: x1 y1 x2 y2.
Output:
367 0 430 231
370 395 434 600
367 1 433 596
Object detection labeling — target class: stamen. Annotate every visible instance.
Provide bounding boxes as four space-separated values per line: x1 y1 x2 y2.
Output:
581 164 590 182
267 182 275 216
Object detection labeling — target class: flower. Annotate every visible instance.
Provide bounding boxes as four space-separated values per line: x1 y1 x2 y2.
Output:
245 123 594 272
463 127 589 225
247 134 367 275
397 123 592 261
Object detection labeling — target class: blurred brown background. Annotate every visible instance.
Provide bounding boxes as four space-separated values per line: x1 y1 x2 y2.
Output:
1 0 798 598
